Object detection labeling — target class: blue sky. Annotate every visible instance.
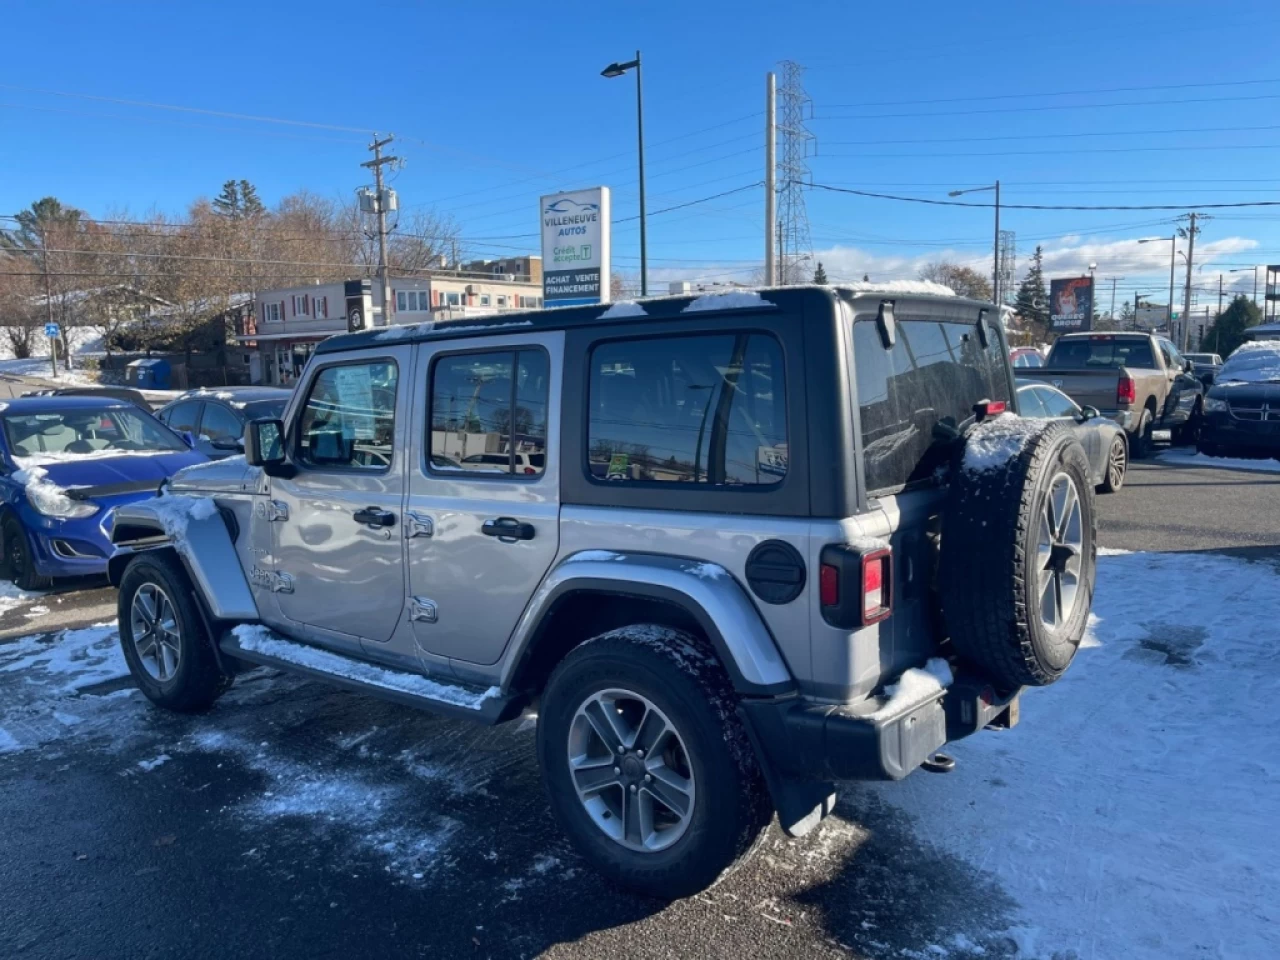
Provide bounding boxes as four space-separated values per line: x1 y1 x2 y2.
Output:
3 0 1279 316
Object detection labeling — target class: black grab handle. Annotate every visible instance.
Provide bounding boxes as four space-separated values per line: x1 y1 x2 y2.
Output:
481 517 535 541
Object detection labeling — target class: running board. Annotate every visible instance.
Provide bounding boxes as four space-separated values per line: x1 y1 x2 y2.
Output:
220 628 526 726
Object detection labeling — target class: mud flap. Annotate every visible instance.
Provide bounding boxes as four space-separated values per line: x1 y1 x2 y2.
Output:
738 702 837 837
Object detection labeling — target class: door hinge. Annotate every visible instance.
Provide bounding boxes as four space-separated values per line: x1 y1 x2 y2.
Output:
409 597 438 623
254 500 290 522
405 511 434 539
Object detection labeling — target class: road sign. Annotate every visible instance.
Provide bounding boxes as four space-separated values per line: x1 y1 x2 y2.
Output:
44 323 59 338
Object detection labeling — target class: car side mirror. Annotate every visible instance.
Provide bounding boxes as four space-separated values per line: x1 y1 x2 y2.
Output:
1184 359 1195 374
180 430 197 449
1080 405 1100 421
210 437 244 452
245 418 285 469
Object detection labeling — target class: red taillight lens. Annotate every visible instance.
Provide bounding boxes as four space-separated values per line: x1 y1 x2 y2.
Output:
819 564 840 606
1117 374 1136 405
861 550 892 624
523 466 536 475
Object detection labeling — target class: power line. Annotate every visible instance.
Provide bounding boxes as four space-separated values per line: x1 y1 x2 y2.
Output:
823 122 1280 147
817 91 1280 121
805 182 1280 211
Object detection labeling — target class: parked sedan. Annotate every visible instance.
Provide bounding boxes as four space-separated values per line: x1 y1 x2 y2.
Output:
21 385 152 410
0 397 207 588
1016 379 1129 493
156 387 291 459
1197 341 1280 460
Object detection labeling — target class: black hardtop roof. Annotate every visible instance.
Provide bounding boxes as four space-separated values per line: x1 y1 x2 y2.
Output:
314 284 989 355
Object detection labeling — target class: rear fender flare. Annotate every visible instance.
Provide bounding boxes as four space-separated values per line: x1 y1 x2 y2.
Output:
501 552 795 697
110 499 259 621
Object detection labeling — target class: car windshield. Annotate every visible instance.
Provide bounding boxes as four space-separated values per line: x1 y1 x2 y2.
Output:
243 399 288 420
1219 346 1280 383
2 407 187 461
1048 338 1155 369
1185 353 1217 364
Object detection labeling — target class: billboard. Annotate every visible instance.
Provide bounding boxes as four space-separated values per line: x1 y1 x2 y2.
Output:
1049 277 1094 332
540 187 611 306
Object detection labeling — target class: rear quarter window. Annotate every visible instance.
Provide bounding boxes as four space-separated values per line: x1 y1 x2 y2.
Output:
854 317 1010 494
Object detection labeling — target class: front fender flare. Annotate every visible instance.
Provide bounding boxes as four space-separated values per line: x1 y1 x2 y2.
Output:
111 498 259 621
502 552 795 697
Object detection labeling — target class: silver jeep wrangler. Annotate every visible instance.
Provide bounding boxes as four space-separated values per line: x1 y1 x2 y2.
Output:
109 285 1096 898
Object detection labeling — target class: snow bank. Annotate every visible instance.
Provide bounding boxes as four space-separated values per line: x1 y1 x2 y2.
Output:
961 414 1041 474
681 290 770 313
599 301 648 319
232 624 499 710
1158 449 1280 474
12 466 89 516
0 357 99 386
0 581 45 617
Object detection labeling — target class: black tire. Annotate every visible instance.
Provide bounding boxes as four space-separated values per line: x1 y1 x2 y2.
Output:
1173 402 1203 445
1098 433 1128 494
940 420 1096 691
1130 408 1155 459
538 626 772 899
117 552 231 712
1 514 53 592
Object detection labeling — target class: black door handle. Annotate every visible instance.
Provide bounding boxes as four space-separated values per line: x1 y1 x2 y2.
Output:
481 517 535 541
353 507 396 527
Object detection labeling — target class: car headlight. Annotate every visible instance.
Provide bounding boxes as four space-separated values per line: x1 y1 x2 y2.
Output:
16 469 101 519
1203 396 1228 413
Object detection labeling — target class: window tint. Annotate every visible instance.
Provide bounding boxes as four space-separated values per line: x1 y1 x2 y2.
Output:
855 318 1011 494
1038 387 1078 418
1048 338 1155 369
587 333 786 486
200 403 243 442
297 361 397 470
164 401 200 432
429 349 549 476
1016 387 1049 418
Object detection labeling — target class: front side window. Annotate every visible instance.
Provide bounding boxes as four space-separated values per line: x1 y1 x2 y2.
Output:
429 349 549 476
855 317 1011 494
200 403 243 442
296 360 397 470
587 333 787 486
163 400 201 433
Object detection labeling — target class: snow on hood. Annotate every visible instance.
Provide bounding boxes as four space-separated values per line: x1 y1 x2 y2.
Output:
1219 342 1280 383
12 466 86 516
962 414 1045 474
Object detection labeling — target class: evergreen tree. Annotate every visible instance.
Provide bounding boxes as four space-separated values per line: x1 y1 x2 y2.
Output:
1200 295 1261 356
813 261 828 285
1014 245 1049 334
213 180 265 220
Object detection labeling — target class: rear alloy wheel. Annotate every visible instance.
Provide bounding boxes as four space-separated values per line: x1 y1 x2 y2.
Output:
1099 435 1128 493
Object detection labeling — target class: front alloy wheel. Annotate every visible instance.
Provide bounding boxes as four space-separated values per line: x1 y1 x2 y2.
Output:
568 688 695 853
130 582 182 682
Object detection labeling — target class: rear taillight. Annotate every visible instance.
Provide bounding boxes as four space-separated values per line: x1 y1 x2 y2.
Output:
860 549 892 624
1117 374 1136 405
523 466 537 475
818 544 893 628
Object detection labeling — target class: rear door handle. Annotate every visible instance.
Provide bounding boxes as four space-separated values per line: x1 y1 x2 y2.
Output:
353 507 396 527
481 517 535 541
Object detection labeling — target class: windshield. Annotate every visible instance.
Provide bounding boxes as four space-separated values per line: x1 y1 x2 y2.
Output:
1219 347 1280 384
1048 338 1155 369
1185 353 1218 364
3 407 188 461
243 399 288 421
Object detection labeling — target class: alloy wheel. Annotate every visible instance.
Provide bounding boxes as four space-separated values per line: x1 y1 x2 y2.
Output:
130 583 182 682
1036 473 1085 630
567 688 696 853
1108 439 1127 489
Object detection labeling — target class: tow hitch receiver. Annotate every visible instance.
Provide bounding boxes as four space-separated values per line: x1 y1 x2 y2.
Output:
922 752 956 774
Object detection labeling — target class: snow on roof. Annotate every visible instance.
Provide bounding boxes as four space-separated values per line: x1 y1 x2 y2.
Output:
681 290 769 313
598 301 648 319
834 279 958 297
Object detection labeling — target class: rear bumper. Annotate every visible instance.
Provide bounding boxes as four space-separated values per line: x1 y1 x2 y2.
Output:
1105 408 1135 431
741 672 1019 782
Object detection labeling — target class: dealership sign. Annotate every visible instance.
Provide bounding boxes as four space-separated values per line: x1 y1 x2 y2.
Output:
1049 276 1094 332
540 187 611 306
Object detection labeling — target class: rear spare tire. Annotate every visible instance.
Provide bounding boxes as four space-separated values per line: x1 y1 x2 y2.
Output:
940 418 1096 690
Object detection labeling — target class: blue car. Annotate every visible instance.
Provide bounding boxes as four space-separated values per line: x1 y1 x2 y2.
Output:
0 396 207 588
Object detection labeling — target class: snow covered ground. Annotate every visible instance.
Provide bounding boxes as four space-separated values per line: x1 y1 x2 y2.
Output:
1 551 1277 958
1159 448 1280 474
0 355 100 386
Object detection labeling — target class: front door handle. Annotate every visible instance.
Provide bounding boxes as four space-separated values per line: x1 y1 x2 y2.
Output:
481 517 535 541
353 507 396 528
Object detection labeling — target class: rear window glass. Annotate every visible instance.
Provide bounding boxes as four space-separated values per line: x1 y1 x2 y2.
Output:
854 318 1010 494
1048 338 1155 369
588 333 786 486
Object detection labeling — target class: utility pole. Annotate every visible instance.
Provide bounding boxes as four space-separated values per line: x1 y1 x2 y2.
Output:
38 222 57 377
362 134 398 326
764 72 776 286
1134 293 1141 331
1217 273 1225 319
1110 276 1122 327
1179 212 1199 352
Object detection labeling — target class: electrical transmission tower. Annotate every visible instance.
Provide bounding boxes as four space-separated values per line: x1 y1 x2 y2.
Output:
998 230 1017 304
776 60 815 284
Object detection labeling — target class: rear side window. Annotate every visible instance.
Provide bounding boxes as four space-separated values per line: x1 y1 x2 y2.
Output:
1049 338 1155 369
588 333 787 486
428 349 549 476
854 318 1010 494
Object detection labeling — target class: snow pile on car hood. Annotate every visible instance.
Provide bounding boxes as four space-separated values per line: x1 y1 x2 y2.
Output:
1219 341 1280 382
12 465 87 515
961 414 1044 475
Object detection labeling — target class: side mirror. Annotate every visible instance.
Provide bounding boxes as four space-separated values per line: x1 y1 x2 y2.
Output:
1184 359 1195 374
180 430 197 449
1080 405 1100 420
210 437 244 452
245 418 285 468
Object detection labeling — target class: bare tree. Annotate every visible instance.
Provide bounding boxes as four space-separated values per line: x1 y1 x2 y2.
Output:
918 261 993 300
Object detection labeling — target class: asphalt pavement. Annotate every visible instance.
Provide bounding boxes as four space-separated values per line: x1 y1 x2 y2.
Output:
0 447 1275 960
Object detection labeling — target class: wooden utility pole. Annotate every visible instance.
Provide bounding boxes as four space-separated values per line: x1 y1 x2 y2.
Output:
1180 212 1198 352
362 135 398 326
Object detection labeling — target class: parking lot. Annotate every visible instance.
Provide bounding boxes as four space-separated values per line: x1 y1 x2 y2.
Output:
2 452 1278 960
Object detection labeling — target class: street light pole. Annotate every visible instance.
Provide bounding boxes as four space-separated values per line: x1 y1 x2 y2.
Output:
601 52 647 297
948 180 1000 304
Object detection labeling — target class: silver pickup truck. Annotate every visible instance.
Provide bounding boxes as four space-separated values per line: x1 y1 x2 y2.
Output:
1019 332 1204 456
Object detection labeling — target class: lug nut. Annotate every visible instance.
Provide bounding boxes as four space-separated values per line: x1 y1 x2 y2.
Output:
617 745 625 754
613 766 621 775
644 774 652 783
636 749 645 758
630 784 637 793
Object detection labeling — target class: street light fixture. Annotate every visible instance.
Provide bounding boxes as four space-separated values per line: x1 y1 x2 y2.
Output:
1229 266 1260 310
949 181 1000 305
601 51 647 297
1138 235 1178 338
